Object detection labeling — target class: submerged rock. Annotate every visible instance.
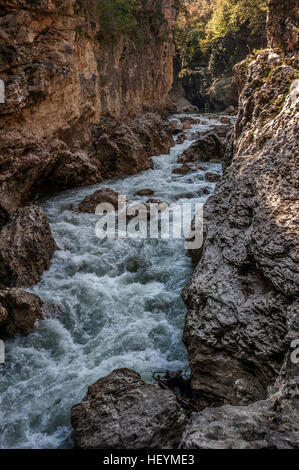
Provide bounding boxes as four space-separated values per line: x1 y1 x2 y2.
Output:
71 368 188 449
177 134 187 144
178 134 225 164
76 188 127 214
0 206 57 288
0 288 43 337
146 199 167 208
0 304 8 326
173 163 205 175
170 121 183 134
205 172 221 182
135 189 155 197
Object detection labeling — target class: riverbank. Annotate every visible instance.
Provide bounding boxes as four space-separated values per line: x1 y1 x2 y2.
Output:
0 113 231 448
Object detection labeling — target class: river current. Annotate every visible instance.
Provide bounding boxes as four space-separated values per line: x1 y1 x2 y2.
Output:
0 114 229 448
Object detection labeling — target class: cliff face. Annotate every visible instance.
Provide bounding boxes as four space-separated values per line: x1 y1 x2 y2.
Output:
0 0 176 222
181 0 299 448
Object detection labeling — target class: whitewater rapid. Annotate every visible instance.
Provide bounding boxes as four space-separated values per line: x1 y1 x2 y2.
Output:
0 114 230 448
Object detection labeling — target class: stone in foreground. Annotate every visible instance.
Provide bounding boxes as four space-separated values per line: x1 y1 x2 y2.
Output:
0 206 58 288
178 134 225 164
76 188 128 214
71 368 188 449
181 354 299 449
0 288 43 337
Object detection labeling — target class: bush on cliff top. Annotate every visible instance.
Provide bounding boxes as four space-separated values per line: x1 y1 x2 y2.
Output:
175 0 267 78
80 0 168 43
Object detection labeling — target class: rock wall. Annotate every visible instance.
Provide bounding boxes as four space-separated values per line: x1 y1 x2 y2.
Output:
0 0 177 336
181 0 299 447
0 0 177 221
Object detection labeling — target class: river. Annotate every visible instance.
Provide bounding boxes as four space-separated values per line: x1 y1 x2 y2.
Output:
0 114 230 448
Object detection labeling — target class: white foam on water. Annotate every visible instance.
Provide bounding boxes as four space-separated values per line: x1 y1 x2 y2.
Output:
0 114 224 448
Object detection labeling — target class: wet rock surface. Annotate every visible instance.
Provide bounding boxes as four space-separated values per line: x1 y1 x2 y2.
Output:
0 288 43 337
209 76 238 111
181 0 299 447
135 189 155 197
205 172 221 182
0 304 8 326
178 133 226 164
76 188 127 214
172 163 205 175
182 357 299 449
0 1 177 216
0 206 58 288
71 368 188 449
91 113 174 182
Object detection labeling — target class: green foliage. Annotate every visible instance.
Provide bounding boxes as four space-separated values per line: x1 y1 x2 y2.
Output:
80 0 139 38
79 0 167 44
175 0 267 79
207 0 267 38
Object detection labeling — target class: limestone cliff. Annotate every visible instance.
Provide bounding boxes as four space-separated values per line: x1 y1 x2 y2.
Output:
0 0 176 222
181 0 299 448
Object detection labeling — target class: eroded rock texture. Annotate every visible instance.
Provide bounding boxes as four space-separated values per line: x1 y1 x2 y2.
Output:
0 0 176 334
71 368 188 449
0 288 43 337
181 0 299 448
75 188 125 214
0 206 57 288
178 134 225 164
0 0 176 220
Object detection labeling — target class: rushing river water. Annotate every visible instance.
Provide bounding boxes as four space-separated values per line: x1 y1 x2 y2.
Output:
0 114 229 449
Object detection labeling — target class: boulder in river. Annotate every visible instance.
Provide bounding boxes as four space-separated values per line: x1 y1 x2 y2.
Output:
172 163 205 175
146 198 167 207
0 288 43 337
134 189 155 197
0 206 58 288
223 105 236 115
71 368 188 449
0 304 8 326
76 188 128 214
180 117 201 125
176 134 186 144
205 172 221 182
178 134 225 164
170 121 183 135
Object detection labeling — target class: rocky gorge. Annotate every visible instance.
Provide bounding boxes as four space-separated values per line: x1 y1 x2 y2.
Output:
0 0 177 333
0 0 177 222
0 0 298 451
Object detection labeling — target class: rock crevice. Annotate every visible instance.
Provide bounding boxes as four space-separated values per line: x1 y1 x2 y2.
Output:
180 0 299 448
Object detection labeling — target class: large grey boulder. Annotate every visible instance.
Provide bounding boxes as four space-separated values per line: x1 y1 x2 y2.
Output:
71 368 188 449
181 353 299 449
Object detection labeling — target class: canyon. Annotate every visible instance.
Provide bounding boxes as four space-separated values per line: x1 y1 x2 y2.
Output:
0 0 176 223
0 0 298 450
0 0 177 332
